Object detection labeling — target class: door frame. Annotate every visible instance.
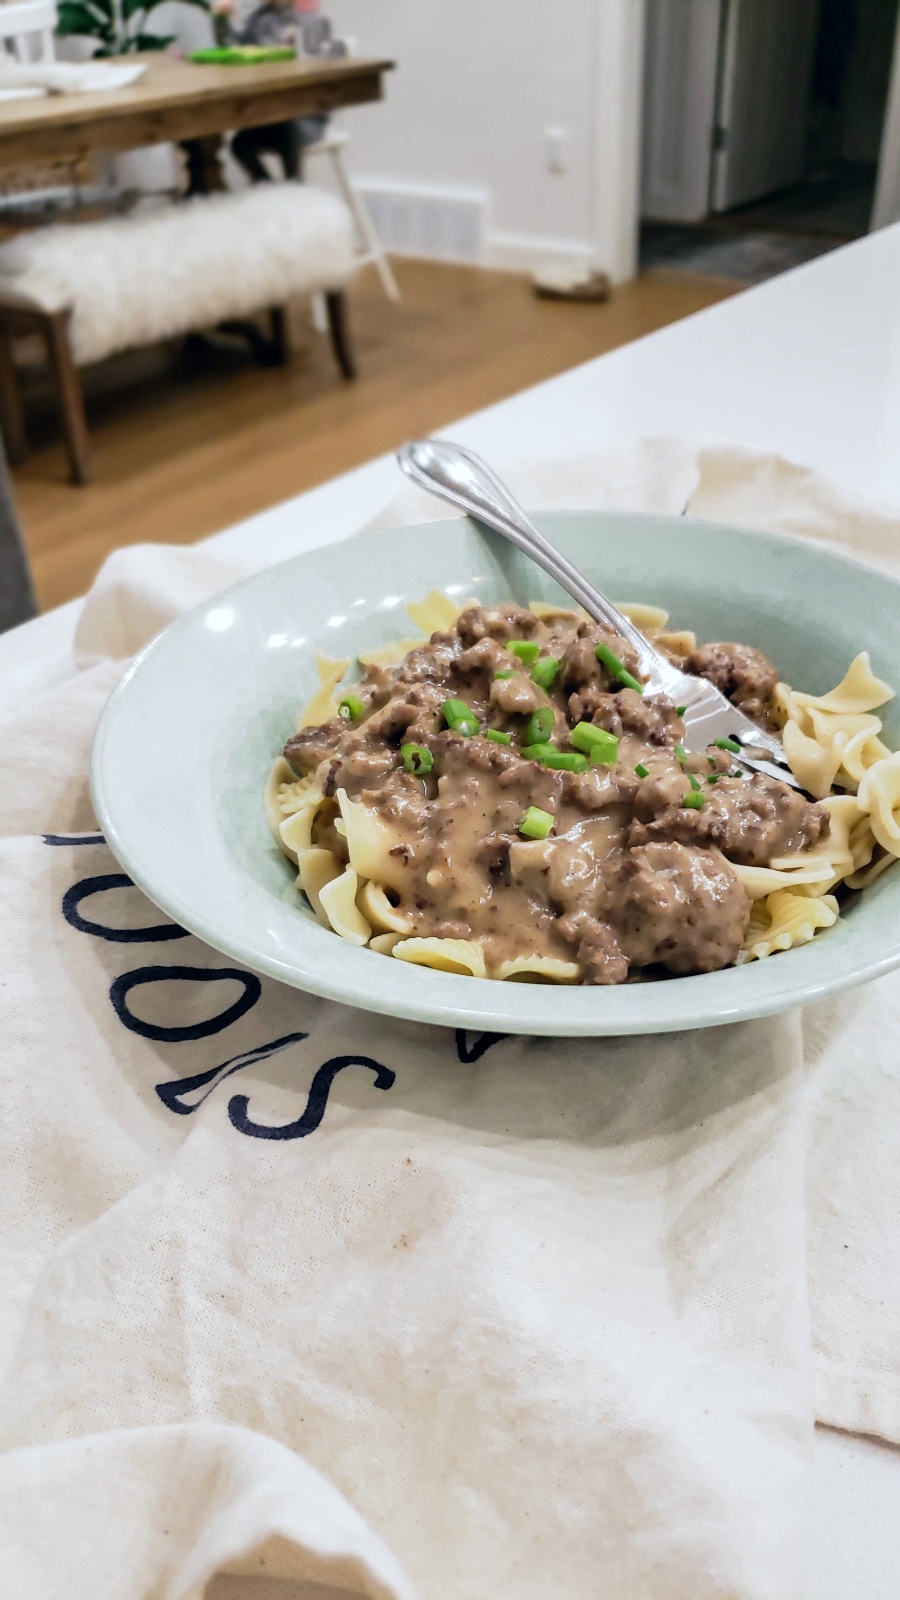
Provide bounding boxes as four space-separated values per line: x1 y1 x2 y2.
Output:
871 0 900 230
592 0 647 281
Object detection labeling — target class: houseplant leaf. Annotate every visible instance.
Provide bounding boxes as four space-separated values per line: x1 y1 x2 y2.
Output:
129 30 176 49
56 0 114 38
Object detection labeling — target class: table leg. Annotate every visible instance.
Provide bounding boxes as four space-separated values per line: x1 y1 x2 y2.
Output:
181 135 227 196
270 307 291 365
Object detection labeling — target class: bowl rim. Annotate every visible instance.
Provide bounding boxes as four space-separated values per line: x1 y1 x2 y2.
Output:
90 510 900 1036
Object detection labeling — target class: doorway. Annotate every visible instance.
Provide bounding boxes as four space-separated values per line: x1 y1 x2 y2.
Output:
639 0 898 284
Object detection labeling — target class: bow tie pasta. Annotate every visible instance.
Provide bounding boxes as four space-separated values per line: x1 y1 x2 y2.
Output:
266 594 896 985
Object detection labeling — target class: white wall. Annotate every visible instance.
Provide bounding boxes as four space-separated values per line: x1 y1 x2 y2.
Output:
327 0 644 280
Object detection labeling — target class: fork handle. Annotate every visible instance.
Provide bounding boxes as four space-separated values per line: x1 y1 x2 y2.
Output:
396 439 677 689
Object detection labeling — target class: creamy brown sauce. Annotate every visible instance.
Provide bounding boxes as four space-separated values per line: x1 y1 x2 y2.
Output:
283 603 830 983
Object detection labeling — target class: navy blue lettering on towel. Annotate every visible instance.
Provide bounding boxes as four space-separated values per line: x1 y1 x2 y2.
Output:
110 965 262 1042
63 874 189 942
44 833 106 847
156 1031 310 1115
229 1055 396 1141
53 843 401 1138
455 1030 507 1064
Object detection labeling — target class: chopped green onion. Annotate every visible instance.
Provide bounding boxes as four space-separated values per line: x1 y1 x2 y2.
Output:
526 706 555 745
442 698 479 737
675 744 687 766
443 697 473 723
486 729 512 745
683 790 705 810
570 722 619 763
524 740 589 771
494 669 517 680
400 742 433 776
518 806 554 840
594 641 644 694
676 704 687 717
714 736 742 755
509 639 540 665
707 774 720 785
338 693 365 722
541 750 588 772
635 762 649 779
688 774 701 792
531 656 560 691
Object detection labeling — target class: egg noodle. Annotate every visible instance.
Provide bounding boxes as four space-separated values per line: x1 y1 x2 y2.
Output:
264 593 898 980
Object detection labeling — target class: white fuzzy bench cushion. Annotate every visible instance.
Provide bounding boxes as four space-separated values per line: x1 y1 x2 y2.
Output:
0 185 357 366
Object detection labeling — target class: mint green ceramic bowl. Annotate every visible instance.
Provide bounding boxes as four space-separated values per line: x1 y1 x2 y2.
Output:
90 513 900 1035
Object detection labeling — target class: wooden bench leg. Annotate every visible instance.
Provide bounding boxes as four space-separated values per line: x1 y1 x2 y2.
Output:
0 319 27 467
325 291 357 380
270 306 291 366
43 310 91 486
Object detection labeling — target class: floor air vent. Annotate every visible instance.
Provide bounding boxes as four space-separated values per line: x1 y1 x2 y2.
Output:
354 180 488 264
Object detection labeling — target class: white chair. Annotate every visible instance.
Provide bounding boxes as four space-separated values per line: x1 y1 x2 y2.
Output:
0 0 83 213
0 0 57 65
305 128 399 302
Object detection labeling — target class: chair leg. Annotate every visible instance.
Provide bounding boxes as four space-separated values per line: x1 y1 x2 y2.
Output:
181 135 227 197
325 291 357 380
329 145 400 302
310 291 328 334
0 320 28 467
43 310 91 486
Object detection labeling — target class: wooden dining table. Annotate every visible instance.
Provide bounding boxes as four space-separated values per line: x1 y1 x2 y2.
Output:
0 51 394 192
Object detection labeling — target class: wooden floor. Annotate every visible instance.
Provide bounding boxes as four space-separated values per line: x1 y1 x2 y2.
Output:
10 259 739 611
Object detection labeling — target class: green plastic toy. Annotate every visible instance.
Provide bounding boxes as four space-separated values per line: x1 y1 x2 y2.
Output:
188 45 297 65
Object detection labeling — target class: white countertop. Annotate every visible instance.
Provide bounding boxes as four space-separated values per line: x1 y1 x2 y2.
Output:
4 225 900 1595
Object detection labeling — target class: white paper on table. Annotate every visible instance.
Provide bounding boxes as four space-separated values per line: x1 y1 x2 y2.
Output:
0 59 146 96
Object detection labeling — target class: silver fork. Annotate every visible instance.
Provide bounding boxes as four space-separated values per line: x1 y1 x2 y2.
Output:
397 437 802 790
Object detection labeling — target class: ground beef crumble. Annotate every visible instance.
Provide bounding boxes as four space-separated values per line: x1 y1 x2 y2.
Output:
281 602 827 983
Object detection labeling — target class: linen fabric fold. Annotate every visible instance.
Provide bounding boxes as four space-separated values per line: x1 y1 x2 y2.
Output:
0 438 897 1599
0 825 811 1600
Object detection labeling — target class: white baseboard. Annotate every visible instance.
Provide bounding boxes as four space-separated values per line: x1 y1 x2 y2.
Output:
486 230 598 274
349 175 602 276
352 225 599 277
0 183 117 214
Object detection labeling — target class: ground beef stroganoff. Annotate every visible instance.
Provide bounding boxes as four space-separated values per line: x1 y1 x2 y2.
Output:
264 593 899 986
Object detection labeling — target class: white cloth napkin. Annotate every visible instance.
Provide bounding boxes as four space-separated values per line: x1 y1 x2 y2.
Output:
1 439 898 1600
